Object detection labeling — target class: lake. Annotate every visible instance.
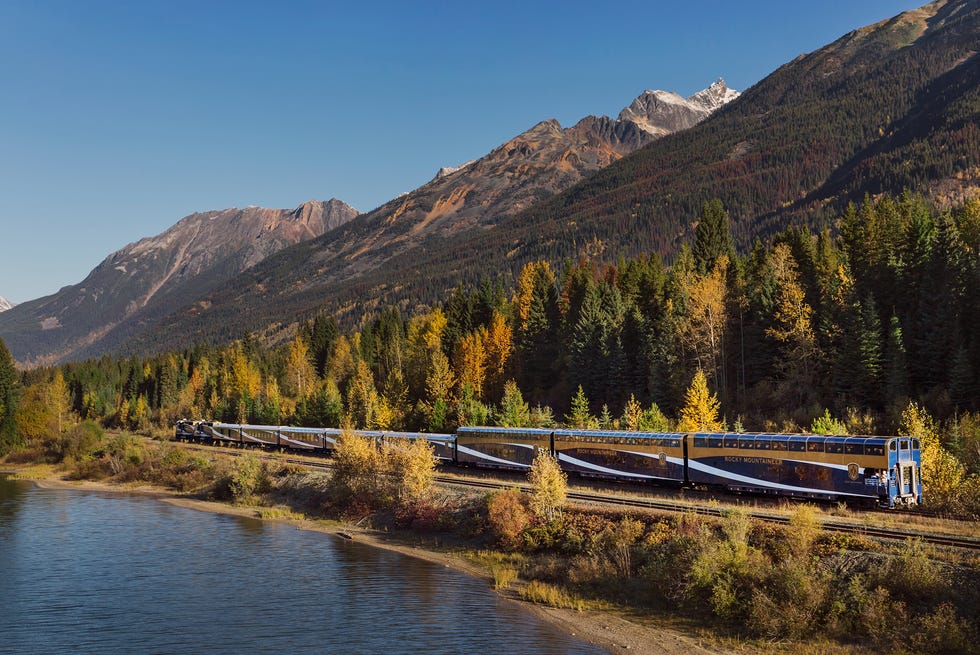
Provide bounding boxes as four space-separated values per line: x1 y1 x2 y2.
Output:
0 475 601 654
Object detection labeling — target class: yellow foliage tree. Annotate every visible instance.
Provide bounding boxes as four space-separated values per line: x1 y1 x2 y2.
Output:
283 335 316 399
528 448 566 522
483 310 513 400
766 244 816 383
677 369 722 432
386 436 437 503
901 402 965 508
454 327 488 399
346 360 379 428
14 384 52 440
48 369 74 433
678 256 728 390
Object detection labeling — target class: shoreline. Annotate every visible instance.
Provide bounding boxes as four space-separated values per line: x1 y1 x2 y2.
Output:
16 472 735 655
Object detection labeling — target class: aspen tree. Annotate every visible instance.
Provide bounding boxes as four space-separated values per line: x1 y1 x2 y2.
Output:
528 448 566 522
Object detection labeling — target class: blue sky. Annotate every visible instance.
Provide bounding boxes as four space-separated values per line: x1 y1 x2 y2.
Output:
0 0 919 304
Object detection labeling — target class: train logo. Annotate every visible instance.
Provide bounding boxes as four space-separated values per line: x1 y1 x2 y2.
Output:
848 462 860 481
659 451 667 466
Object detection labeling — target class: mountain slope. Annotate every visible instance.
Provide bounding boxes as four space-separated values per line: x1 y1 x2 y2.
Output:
270 79 738 291
0 199 358 365
126 0 979 356
0 297 14 313
21 81 736 361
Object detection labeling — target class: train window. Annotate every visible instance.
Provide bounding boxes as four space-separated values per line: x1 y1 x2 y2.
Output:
844 443 860 454
739 438 755 449
756 439 770 450
826 442 843 454
709 436 724 448
889 441 897 451
901 439 910 450
771 439 787 451
866 445 884 456
807 441 824 453
724 436 739 448
912 439 920 450
788 440 807 452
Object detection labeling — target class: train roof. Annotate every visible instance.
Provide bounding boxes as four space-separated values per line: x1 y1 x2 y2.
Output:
553 429 685 439
456 426 554 435
693 432 895 444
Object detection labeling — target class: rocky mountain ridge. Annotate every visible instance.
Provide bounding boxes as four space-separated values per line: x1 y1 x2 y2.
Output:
0 198 358 365
0 79 736 364
0 297 14 313
618 78 739 135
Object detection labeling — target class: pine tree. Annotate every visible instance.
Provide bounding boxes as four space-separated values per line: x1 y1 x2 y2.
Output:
0 338 19 452
565 385 596 429
498 380 530 428
884 314 909 402
693 198 734 275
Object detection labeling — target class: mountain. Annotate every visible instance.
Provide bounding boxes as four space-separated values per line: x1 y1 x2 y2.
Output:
137 0 977 353
0 199 358 365
618 79 740 136
0 297 14 313
493 0 980 259
118 0 978 357
5 81 736 363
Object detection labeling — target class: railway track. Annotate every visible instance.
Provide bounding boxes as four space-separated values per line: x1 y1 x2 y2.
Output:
173 440 980 551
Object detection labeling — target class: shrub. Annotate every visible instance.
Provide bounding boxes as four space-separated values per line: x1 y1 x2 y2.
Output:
56 420 104 462
747 558 831 639
486 489 530 551
229 453 267 504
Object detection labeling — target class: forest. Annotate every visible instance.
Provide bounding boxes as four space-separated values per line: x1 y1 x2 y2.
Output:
1 193 979 511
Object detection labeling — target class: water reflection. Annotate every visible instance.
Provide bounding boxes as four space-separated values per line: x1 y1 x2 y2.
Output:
0 477 601 655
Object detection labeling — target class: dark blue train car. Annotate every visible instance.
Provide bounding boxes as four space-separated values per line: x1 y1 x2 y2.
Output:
379 431 457 463
685 432 922 506
455 426 552 470
552 429 685 483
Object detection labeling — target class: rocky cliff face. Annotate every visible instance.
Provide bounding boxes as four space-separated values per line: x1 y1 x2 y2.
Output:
0 199 358 365
618 79 739 136
0 297 14 313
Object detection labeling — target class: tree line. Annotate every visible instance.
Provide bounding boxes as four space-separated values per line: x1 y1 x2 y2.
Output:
1 193 979 492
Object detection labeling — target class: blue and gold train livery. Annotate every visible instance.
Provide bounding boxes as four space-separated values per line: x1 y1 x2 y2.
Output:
175 421 923 508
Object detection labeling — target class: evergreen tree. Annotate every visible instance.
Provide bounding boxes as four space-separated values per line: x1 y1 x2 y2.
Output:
564 385 596 429
884 314 909 402
309 314 339 377
693 198 734 274
498 380 530 428
856 294 884 408
0 338 19 452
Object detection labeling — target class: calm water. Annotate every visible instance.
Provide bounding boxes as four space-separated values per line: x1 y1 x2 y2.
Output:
0 476 600 654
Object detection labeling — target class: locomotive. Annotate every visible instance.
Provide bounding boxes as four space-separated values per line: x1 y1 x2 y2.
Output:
174 420 922 508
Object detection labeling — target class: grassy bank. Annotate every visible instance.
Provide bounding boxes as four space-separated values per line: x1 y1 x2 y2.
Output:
4 424 980 655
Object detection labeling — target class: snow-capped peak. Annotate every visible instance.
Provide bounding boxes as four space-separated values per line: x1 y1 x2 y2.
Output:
617 79 740 136
687 78 740 112
0 296 15 312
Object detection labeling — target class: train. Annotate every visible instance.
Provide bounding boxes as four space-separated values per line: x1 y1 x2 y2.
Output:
174 420 923 508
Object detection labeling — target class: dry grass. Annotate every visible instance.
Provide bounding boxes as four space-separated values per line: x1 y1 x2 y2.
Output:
6 463 58 480
520 580 585 611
